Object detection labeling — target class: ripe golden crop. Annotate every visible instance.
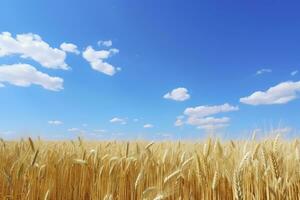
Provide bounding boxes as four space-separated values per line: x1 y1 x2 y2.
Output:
0 137 299 199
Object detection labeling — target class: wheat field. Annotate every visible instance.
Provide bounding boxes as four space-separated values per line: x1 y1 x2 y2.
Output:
0 136 300 200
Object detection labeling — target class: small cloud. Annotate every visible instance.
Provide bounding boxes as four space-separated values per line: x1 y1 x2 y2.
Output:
48 120 63 125
143 124 154 128
110 117 127 125
256 68 272 75
240 81 300 105
164 87 190 101
60 42 80 54
291 70 298 76
98 40 113 47
82 46 120 76
133 118 139 122
82 123 88 127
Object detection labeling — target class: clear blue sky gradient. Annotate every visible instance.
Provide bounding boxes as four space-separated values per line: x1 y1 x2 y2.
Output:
0 0 299 139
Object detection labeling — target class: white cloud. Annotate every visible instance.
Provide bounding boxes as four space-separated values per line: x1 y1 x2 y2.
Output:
143 124 154 128
291 70 298 76
110 117 127 125
98 40 113 47
240 81 300 105
0 32 68 70
164 87 190 101
256 68 272 75
133 118 139 122
48 120 63 125
184 103 239 118
60 42 80 54
82 46 119 76
0 64 63 91
178 103 238 130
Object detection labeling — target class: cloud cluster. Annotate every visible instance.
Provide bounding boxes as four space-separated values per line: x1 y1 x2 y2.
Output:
0 32 69 69
0 32 121 91
240 81 300 105
164 87 190 101
0 64 63 91
82 46 120 76
177 103 239 130
0 32 79 91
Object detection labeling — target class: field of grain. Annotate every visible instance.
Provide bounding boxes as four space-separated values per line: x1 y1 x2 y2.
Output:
0 136 300 200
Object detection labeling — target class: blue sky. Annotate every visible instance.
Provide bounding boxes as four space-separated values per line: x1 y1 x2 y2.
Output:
0 0 300 140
